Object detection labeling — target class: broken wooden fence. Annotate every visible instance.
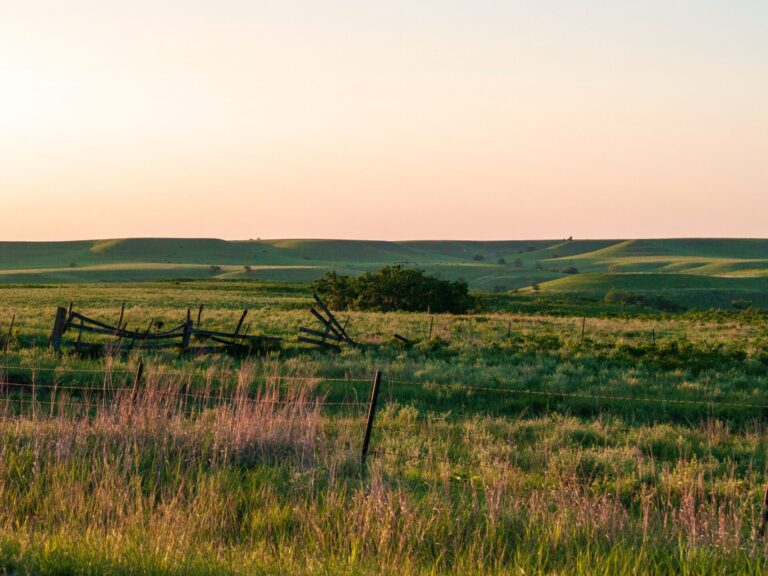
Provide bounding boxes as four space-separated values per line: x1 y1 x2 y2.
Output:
50 304 281 355
298 294 355 350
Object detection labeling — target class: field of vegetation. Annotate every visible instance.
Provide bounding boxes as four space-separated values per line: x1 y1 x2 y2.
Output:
1 238 767 309
0 279 768 574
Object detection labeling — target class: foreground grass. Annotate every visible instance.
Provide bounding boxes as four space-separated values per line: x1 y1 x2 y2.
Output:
1 282 768 573
2 391 768 574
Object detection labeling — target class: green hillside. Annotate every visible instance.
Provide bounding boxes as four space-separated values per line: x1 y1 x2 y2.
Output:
0 237 766 308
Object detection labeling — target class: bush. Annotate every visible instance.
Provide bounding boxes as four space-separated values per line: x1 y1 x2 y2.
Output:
472 254 484 262
604 289 682 312
604 289 645 306
562 266 579 274
497 257 506 265
313 266 473 313
514 258 523 268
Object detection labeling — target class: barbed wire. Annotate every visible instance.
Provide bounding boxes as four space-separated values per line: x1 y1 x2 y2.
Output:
384 378 768 411
0 364 373 383
0 380 370 409
2 363 768 412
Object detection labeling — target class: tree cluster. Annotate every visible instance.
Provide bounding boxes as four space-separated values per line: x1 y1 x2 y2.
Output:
313 266 473 313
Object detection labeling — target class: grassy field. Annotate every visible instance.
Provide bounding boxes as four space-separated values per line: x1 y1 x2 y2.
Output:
1 281 768 573
1 238 766 308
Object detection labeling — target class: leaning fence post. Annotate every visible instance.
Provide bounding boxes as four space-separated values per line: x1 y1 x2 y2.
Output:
361 369 383 465
131 359 144 404
4 313 15 352
580 317 586 343
50 306 68 352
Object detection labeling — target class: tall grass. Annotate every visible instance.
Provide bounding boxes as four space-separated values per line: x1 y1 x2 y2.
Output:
1 283 768 573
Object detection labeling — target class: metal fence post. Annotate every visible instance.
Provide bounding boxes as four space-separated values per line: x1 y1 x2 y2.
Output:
361 369 382 465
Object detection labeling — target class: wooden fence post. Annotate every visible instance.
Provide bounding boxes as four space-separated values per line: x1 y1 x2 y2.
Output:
428 316 434 340
4 313 15 352
50 307 68 352
234 309 248 336
117 303 125 331
181 318 193 351
361 369 383 465
580 317 586 343
131 359 144 404
196 304 204 327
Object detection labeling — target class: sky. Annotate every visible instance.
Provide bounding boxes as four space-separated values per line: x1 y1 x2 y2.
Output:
1 0 766 241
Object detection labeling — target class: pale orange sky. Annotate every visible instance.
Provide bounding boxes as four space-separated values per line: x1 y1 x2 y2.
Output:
1 1 766 240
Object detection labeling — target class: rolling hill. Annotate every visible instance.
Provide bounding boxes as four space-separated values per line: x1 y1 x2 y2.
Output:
0 237 766 308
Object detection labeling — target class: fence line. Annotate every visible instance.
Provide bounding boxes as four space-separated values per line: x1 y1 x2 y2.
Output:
383 378 768 411
2 363 768 413
0 364 372 383
0 380 370 408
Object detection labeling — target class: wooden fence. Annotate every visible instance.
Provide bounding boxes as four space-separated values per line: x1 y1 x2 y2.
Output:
50 304 282 355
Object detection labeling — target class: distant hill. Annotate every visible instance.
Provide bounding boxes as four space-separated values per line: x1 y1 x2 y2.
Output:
0 238 766 308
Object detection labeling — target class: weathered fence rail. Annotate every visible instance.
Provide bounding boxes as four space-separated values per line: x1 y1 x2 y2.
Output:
50 304 282 356
298 294 355 349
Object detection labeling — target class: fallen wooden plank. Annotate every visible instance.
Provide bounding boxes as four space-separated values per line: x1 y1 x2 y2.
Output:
299 326 343 342
298 336 340 349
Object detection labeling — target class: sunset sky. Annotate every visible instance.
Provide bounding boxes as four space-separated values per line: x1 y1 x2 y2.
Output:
1 1 766 241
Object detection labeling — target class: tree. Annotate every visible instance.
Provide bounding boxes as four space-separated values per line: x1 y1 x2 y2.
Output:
472 254 485 262
531 282 540 292
313 265 473 313
497 257 506 265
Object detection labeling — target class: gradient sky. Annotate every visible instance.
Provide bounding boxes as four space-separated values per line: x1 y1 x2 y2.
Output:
1 1 766 241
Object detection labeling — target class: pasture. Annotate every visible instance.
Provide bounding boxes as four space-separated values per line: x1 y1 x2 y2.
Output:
1 238 767 305
1 280 768 574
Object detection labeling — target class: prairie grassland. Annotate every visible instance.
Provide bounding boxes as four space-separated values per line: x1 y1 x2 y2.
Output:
1 282 768 574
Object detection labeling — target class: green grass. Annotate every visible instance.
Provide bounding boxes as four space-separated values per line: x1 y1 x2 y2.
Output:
2 238 765 306
1 281 768 572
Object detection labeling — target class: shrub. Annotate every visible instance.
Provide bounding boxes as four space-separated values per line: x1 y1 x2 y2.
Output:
497 257 506 265
209 265 222 272
514 258 523 268
562 266 579 274
68 262 77 268
472 254 485 262
313 265 473 313
604 289 682 311
604 289 645 306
